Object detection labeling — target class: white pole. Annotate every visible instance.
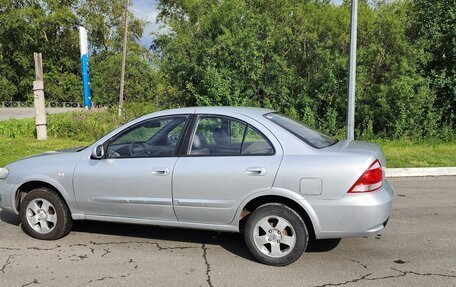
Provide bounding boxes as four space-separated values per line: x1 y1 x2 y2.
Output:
79 26 92 109
346 0 358 141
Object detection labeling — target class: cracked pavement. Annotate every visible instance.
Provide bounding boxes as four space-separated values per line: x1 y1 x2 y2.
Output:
1 177 455 286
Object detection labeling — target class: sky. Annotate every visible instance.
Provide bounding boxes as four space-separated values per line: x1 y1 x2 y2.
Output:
132 0 344 48
131 0 160 48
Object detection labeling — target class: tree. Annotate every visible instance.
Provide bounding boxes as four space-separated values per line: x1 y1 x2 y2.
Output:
77 0 158 106
0 0 157 105
409 0 456 127
77 0 146 53
0 0 80 102
91 52 159 106
153 0 438 137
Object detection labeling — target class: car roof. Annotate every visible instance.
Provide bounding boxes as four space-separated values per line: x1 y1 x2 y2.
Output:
195 106 275 116
148 106 275 118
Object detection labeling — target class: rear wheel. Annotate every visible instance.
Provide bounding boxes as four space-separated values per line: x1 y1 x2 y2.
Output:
19 187 73 240
244 203 308 266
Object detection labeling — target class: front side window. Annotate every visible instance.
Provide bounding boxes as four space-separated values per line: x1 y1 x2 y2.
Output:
189 116 274 156
106 116 188 158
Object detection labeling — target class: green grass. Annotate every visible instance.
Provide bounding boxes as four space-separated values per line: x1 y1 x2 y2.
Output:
0 136 91 167
0 106 455 169
373 140 456 168
0 135 455 168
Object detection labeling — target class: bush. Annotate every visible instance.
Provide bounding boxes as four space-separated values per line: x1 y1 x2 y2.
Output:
0 102 158 141
0 118 35 138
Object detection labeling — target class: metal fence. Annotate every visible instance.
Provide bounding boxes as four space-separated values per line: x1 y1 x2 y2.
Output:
0 101 85 108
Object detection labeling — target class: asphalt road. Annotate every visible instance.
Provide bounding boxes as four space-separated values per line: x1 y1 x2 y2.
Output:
0 108 83 121
0 177 455 287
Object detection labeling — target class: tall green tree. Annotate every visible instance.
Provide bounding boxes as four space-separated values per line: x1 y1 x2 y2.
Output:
0 0 158 105
408 0 456 127
0 0 80 102
91 53 160 105
356 1 434 138
77 0 145 53
154 0 437 138
77 0 158 106
0 0 453 140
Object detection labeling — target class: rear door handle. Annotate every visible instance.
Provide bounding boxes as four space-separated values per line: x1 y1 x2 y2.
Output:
151 168 170 176
245 167 267 176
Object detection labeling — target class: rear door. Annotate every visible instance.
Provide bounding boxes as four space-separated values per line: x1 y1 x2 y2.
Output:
172 114 283 224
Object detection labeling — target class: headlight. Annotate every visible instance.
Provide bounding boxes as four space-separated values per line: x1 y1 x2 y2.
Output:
0 167 9 180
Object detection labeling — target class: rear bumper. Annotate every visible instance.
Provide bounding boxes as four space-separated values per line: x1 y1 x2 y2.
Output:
308 180 394 239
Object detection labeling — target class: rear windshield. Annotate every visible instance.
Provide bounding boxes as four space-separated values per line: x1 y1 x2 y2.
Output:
264 113 337 149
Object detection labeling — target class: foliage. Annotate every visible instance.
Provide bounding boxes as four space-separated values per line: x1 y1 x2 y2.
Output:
154 0 453 139
0 103 157 141
91 52 159 106
77 0 145 53
355 1 435 138
0 0 157 105
0 118 36 138
0 0 455 140
408 0 456 126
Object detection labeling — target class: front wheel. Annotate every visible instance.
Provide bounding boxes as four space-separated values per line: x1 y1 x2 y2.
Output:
19 187 73 240
244 203 308 266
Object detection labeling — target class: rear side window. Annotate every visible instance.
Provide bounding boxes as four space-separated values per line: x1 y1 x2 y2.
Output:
189 116 274 156
241 126 274 155
265 113 337 149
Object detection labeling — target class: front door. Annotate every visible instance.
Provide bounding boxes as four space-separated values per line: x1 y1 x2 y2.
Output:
172 115 283 224
74 115 189 220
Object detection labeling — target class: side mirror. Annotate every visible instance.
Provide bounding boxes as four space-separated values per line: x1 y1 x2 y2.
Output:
91 145 105 159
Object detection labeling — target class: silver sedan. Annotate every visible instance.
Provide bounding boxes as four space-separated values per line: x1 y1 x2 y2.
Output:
0 107 393 266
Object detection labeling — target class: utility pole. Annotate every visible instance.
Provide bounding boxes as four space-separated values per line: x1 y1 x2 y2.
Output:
346 0 358 140
33 52 47 140
118 0 130 117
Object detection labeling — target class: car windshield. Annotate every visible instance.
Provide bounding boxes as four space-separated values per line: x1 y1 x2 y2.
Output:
264 113 337 149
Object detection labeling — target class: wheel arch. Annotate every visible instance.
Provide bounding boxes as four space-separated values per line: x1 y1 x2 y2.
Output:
235 192 321 240
15 179 70 213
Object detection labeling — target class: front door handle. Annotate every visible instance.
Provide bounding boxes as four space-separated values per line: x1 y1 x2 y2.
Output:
151 168 170 176
245 167 267 176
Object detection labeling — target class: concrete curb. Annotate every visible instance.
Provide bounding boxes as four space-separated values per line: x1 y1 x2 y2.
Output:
386 167 456 178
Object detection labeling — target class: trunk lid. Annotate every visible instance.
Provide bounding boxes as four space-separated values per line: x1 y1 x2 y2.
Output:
325 140 387 167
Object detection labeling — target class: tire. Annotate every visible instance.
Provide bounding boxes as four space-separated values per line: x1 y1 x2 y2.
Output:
244 203 308 266
19 187 73 240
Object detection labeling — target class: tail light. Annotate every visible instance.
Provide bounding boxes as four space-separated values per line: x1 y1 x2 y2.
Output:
348 160 383 193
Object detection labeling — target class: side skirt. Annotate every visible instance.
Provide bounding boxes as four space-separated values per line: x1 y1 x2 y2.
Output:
76 214 240 233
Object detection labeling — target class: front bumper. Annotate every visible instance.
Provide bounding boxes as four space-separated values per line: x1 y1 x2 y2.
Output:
0 179 19 214
308 180 394 239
